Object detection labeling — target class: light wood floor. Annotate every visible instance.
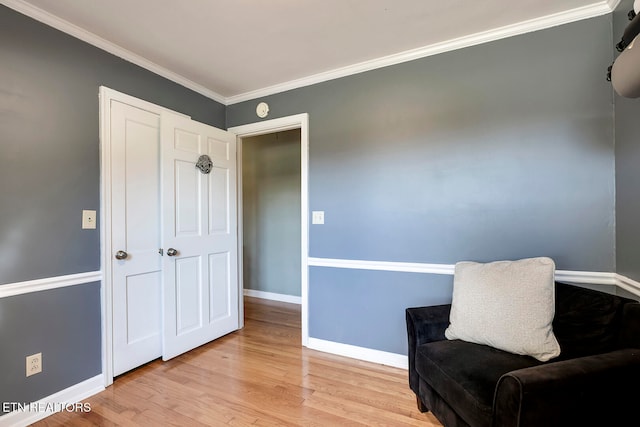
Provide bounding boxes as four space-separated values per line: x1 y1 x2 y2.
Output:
34 297 441 426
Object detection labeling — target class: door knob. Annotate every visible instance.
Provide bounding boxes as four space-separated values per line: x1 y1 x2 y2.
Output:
167 248 178 257
115 250 128 260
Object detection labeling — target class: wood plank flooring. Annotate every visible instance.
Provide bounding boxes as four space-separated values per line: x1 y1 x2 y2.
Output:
33 297 441 426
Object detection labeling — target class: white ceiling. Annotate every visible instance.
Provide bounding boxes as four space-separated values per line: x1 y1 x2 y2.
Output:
5 0 619 104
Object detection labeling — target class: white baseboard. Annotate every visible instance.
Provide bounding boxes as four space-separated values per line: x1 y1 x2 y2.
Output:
307 337 407 369
244 288 302 304
0 374 104 427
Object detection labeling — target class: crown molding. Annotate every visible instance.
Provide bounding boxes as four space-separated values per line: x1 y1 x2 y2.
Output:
3 0 615 106
608 0 623 11
227 1 613 104
1 0 227 104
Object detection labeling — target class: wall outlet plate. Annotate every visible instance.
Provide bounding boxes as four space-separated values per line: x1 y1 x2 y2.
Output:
26 352 42 377
82 210 97 229
312 211 325 225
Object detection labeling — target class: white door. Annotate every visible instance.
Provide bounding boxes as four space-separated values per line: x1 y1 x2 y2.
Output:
161 112 239 360
110 101 162 376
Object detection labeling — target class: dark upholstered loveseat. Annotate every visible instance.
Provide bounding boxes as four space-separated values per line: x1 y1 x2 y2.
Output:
406 282 640 427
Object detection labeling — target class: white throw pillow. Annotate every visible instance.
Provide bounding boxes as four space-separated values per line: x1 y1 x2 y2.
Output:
444 257 561 362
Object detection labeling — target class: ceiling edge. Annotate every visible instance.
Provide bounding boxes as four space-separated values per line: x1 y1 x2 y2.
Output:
608 0 623 10
1 0 227 104
2 0 616 106
226 1 613 104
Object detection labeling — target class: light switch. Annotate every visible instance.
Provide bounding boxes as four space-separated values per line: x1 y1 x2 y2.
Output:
312 211 325 225
82 210 97 229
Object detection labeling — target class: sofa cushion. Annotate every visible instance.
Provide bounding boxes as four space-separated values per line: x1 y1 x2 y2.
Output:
554 283 631 359
445 257 561 361
415 339 542 427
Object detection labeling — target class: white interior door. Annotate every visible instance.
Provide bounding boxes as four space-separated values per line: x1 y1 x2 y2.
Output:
161 112 239 360
111 101 162 376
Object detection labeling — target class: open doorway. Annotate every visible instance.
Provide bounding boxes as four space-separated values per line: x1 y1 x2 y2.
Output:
230 114 309 346
242 129 302 304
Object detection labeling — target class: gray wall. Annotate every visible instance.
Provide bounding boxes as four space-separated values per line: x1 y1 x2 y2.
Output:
0 5 225 410
0 0 630 404
242 130 302 297
614 0 640 282
309 268 452 353
0 5 226 286
228 16 616 354
0 283 101 413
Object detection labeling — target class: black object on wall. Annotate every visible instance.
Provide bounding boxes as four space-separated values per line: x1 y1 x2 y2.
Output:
610 6 640 97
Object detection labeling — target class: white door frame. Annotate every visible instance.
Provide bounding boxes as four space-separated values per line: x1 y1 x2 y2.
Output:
229 114 310 346
99 86 190 386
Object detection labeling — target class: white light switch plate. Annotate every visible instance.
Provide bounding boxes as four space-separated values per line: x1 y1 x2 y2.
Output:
312 211 325 225
82 210 97 229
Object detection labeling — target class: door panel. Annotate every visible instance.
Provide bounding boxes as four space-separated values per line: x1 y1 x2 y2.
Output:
209 252 230 322
161 112 239 361
111 101 162 376
175 256 202 334
209 166 230 234
175 160 202 235
126 272 162 343
208 137 229 160
175 128 201 153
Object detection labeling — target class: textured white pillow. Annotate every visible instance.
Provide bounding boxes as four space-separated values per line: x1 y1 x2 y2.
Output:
444 257 560 362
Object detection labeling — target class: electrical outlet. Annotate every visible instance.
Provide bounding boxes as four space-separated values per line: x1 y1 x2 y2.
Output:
26 353 42 377
82 210 97 229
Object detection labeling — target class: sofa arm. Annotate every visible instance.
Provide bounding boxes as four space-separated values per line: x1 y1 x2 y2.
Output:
493 348 640 427
618 302 640 349
406 305 451 393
